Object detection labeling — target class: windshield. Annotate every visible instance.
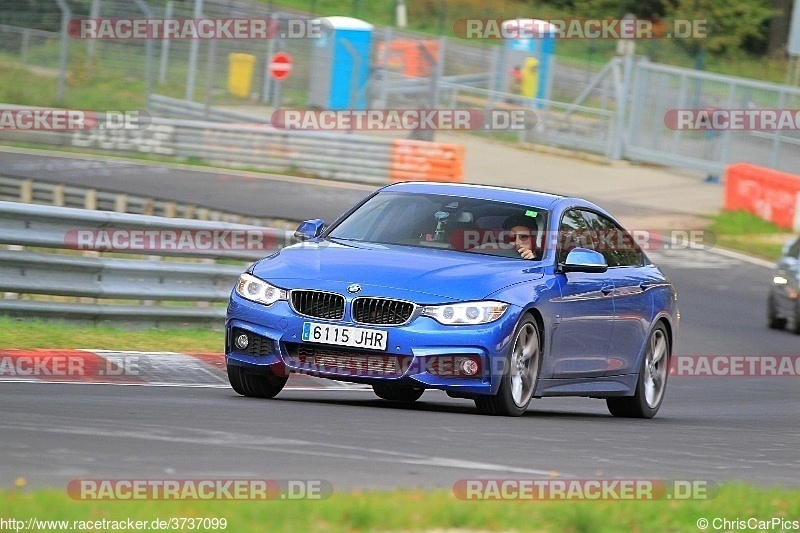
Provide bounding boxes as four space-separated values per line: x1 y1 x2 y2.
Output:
328 192 549 260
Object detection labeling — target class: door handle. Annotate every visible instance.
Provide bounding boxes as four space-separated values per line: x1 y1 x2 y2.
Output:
601 284 614 296
639 282 651 291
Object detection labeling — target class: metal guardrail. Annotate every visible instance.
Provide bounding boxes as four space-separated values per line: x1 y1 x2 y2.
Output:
148 94 271 124
0 201 294 327
0 112 465 184
167 119 393 184
0 174 271 225
0 115 398 184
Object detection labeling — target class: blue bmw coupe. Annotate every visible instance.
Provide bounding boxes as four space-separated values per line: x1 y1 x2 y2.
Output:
226 182 678 417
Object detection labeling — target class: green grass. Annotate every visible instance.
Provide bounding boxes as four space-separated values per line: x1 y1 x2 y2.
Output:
707 209 795 261
0 317 222 352
2 483 799 532
0 62 152 110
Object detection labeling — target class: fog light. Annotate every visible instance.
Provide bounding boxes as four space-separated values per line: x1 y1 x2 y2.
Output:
235 333 249 350
460 358 479 376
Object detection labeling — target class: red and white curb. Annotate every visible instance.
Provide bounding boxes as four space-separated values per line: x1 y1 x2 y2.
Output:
0 349 367 390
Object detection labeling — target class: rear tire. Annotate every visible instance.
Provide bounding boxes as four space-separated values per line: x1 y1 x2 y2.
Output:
607 323 669 419
227 364 287 398
768 295 787 330
793 299 800 335
475 316 541 417
372 383 424 402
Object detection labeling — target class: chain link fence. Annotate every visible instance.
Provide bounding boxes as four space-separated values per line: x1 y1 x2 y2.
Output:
1 0 799 175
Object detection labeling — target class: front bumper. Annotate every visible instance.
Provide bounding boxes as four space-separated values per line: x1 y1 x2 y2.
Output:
225 291 521 396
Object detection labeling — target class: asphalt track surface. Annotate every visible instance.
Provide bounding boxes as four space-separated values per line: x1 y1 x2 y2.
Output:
0 150 372 223
1 151 798 490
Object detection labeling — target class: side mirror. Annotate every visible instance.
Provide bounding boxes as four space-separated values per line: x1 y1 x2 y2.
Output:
561 247 608 274
294 219 325 241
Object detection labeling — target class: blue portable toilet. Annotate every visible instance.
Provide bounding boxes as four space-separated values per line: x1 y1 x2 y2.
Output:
308 16 373 110
501 18 556 102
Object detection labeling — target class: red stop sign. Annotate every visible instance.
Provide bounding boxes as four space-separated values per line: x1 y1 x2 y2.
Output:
269 52 292 81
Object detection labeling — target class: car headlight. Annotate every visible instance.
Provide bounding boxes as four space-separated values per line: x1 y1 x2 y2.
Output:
235 273 287 306
422 301 509 325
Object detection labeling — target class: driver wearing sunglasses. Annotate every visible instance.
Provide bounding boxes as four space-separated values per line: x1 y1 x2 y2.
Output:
502 214 539 260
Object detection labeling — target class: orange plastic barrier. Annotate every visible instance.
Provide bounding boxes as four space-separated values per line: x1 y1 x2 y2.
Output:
376 40 439 78
389 139 465 183
724 163 800 231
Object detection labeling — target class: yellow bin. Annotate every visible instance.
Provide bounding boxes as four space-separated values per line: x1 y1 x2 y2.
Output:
228 53 256 98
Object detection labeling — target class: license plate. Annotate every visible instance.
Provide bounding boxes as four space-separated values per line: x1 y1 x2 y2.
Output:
302 322 387 351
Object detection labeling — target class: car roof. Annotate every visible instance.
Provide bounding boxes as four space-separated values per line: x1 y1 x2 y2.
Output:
380 181 566 209
379 182 623 226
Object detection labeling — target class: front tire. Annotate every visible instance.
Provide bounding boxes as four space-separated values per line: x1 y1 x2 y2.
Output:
768 294 787 330
475 316 541 417
607 323 670 419
372 383 424 402
227 364 287 398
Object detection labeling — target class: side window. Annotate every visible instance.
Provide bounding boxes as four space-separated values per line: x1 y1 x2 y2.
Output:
788 238 800 259
581 211 643 267
557 209 594 264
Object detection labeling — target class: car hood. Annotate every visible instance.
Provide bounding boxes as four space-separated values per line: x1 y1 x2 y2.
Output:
250 240 544 302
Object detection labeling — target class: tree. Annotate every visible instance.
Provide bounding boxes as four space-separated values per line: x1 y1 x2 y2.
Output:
571 0 669 18
766 0 792 57
667 0 776 57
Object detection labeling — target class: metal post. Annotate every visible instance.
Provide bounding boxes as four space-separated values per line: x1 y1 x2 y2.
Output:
434 36 446 105
377 27 393 108
159 1 174 84
271 40 285 108
204 39 216 118
770 89 787 169
610 53 632 160
487 45 500 107
272 78 283 108
717 82 736 173
261 13 277 104
87 0 100 77
624 58 643 152
671 73 688 153
133 0 154 107
186 0 203 101
411 39 442 141
54 0 71 102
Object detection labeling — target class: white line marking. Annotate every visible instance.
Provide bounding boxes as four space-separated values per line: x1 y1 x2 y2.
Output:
704 247 775 269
